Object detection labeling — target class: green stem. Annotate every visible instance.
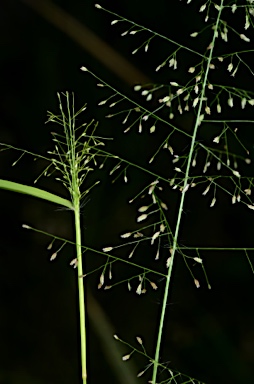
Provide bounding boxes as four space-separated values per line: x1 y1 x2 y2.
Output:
151 2 224 382
74 198 87 383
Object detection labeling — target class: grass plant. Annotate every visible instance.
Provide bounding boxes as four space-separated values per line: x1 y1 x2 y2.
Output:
1 1 254 383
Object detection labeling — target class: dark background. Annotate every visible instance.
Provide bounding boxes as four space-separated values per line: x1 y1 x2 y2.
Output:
1 1 254 383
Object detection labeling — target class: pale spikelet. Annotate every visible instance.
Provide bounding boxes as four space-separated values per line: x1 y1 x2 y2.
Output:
130 30 138 35
134 85 141 91
176 88 184 95
182 184 190 193
248 99 254 106
136 283 142 295
188 67 195 73
210 197 216 207
240 34 250 42
80 66 88 71
169 113 174 119
22 224 32 229
208 83 213 90
70 258 78 268
170 81 179 86
169 58 175 67
232 195 236 204
241 98 247 109
245 158 251 163
160 223 165 232
150 125 156 133
205 162 211 171
190 32 198 37
244 189 251 196
155 250 160 260
132 49 138 55
232 170 240 178
214 3 221 10
193 97 199 108
217 104 222 113
161 202 168 210
113 334 119 340
141 90 150 97
128 246 136 256
166 257 172 268
134 231 143 238
199 3 206 12
218 57 224 62
121 232 132 238
137 370 145 378
209 63 215 69
137 214 147 222
104 285 112 290
136 336 143 345
151 231 160 245
159 95 170 103
198 114 204 125
247 204 254 210
228 97 234 108
194 257 202 263
98 100 107 106
178 105 183 114
99 273 104 287
194 279 200 288
122 354 131 361
175 167 182 172
102 246 113 252
138 206 149 212
205 106 211 115
237 194 241 202
50 252 57 261
150 281 158 290
194 84 199 94
202 185 211 195
148 180 158 194
213 136 220 144
128 281 132 291
245 15 250 30
231 4 237 13
95 4 102 9
227 63 233 72
146 93 152 101
231 67 238 77
138 122 142 133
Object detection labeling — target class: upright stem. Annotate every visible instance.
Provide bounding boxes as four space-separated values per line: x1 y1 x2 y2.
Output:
74 198 87 383
151 2 224 382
